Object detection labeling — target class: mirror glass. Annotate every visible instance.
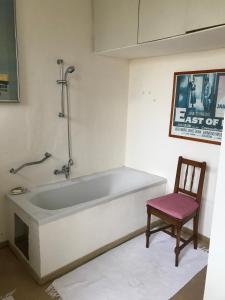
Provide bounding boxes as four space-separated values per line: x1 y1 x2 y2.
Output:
0 0 19 103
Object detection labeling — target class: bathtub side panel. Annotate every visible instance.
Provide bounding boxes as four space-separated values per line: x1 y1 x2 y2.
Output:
7 200 41 277
39 183 166 277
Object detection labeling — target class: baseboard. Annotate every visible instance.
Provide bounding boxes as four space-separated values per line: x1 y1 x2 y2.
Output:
0 240 8 249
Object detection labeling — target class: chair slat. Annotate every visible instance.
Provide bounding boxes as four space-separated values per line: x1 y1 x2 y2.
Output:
190 166 195 192
184 164 189 190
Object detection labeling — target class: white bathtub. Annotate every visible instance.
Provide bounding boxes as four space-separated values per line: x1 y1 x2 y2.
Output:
7 167 166 282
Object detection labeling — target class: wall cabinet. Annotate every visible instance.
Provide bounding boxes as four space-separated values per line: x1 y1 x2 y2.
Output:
186 0 225 32
138 0 187 43
93 0 139 52
93 0 225 58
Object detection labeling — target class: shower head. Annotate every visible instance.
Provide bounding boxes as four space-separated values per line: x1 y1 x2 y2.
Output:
65 66 75 78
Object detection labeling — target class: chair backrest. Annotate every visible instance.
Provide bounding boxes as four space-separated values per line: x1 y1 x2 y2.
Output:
174 156 206 204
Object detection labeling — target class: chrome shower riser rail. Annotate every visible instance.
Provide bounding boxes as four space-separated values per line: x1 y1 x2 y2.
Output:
55 58 75 179
10 152 52 174
57 59 65 118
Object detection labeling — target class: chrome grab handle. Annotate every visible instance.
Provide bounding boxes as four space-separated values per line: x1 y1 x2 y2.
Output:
10 152 52 174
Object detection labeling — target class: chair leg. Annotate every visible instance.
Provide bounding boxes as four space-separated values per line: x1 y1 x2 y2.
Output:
193 214 199 250
146 208 151 248
171 225 175 236
175 224 182 267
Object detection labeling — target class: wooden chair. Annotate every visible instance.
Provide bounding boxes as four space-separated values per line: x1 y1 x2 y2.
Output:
146 156 206 266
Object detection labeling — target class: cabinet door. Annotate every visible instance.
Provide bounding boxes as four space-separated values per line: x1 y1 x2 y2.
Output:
186 0 225 32
138 0 187 43
93 0 139 52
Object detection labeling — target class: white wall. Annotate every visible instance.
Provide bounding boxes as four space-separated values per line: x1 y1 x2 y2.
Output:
204 121 225 300
0 0 129 242
125 49 225 237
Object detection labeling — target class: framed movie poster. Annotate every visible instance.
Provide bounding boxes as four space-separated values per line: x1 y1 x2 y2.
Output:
0 0 19 102
169 69 225 145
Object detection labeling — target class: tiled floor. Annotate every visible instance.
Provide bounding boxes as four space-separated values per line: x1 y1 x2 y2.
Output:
0 242 207 300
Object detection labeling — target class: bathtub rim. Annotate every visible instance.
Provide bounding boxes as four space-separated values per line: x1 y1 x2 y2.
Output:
6 166 166 226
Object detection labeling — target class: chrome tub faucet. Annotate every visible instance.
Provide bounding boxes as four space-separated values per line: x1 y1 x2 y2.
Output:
54 159 74 179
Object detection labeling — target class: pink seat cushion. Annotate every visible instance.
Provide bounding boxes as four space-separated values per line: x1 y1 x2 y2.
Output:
147 193 199 220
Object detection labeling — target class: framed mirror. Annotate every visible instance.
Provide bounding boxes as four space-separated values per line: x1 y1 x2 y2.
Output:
0 0 19 103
